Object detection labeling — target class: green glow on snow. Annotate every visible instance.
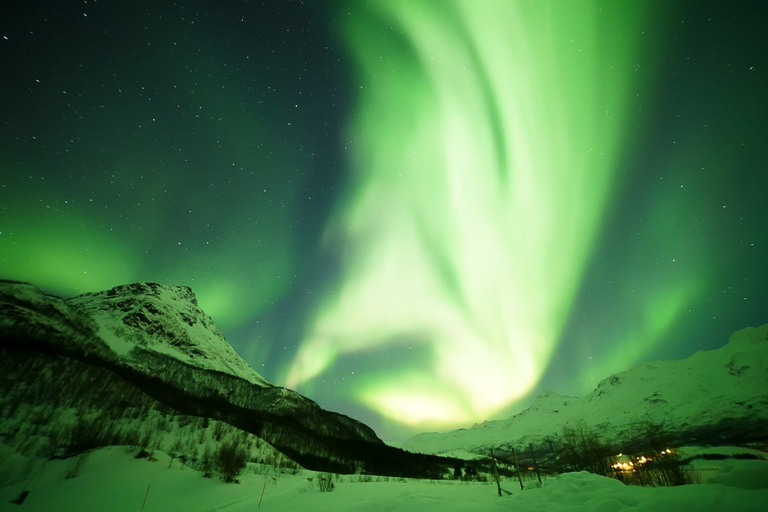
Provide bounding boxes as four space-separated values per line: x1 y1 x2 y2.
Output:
287 0 655 429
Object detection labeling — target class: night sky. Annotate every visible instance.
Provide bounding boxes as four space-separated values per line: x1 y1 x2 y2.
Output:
2 0 766 442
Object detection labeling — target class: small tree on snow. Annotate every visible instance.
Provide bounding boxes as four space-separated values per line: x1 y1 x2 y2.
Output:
317 473 335 492
216 439 248 483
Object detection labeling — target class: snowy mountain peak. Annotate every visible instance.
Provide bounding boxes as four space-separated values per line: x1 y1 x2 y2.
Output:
513 389 578 419
404 323 768 457
727 324 768 347
67 282 271 387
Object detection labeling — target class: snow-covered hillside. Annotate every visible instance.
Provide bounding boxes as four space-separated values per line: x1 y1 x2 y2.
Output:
69 282 271 387
0 280 271 386
404 324 768 457
0 279 447 476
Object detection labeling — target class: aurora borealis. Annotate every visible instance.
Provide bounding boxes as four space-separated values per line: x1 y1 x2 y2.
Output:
287 0 656 425
2 1 766 441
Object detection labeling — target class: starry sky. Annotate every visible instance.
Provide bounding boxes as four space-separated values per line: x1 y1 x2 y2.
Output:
1 0 766 442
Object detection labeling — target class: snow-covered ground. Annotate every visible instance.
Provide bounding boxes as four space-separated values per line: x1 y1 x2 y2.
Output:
1 446 766 511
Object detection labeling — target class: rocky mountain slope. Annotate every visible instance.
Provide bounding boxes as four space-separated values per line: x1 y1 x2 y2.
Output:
68 282 271 387
0 280 461 477
403 324 768 460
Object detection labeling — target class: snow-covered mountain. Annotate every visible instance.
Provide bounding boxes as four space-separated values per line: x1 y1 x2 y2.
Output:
67 282 271 386
4 278 765 480
404 324 768 457
0 280 461 477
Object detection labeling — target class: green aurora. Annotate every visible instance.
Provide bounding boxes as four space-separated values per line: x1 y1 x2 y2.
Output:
1 0 766 440
286 0 669 428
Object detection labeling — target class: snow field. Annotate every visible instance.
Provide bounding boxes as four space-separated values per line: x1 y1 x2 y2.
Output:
1 445 766 512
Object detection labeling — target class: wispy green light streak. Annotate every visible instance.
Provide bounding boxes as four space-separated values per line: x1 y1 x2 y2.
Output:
287 0 653 429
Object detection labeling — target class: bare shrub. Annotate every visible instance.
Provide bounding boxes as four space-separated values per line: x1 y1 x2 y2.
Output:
560 420 612 476
317 472 335 492
216 438 248 483
139 425 156 453
67 416 109 456
213 420 226 441
628 419 694 487
201 445 215 478
65 452 90 479
168 438 185 468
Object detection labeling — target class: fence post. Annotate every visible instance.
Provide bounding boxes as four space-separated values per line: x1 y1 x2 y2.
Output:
141 483 151 510
529 444 542 484
512 447 524 491
489 449 502 497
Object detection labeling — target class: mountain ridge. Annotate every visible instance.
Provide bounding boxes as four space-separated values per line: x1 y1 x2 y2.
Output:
403 323 768 457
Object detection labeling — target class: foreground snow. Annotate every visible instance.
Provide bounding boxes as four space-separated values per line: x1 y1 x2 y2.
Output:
1 447 766 511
